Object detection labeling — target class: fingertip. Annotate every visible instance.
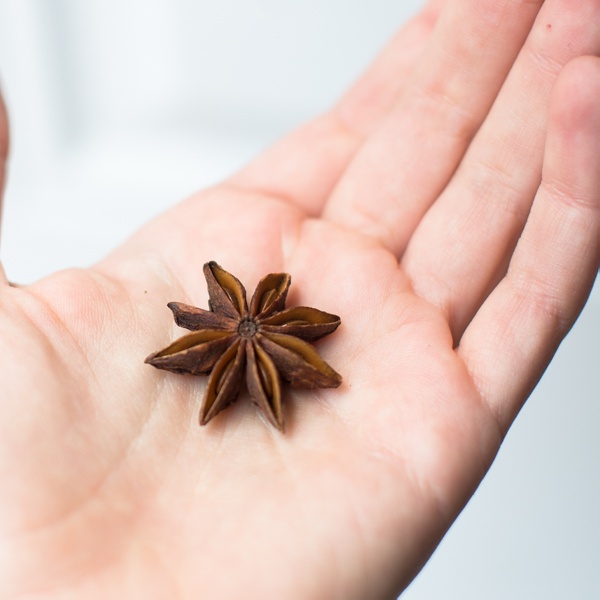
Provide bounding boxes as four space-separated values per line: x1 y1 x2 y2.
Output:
551 55 600 120
0 92 8 251
545 55 600 202
0 91 8 162
0 90 8 188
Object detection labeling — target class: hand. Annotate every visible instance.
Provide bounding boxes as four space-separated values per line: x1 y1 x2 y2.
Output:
1 1 598 598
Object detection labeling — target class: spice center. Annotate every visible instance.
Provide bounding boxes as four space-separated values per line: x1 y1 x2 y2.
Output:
238 318 258 338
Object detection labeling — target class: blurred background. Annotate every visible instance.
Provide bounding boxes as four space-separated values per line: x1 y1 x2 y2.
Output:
0 1 598 597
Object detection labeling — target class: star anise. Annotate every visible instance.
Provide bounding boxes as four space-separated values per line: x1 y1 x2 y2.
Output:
145 261 342 431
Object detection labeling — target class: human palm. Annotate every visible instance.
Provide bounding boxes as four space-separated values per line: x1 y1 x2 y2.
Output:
1 1 599 599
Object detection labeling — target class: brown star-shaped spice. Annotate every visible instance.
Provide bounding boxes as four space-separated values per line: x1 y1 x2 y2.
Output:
145 261 342 431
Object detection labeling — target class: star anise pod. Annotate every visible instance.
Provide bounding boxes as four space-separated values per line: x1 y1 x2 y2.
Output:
145 261 342 431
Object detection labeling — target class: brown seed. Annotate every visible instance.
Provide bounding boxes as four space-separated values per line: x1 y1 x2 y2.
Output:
145 261 342 431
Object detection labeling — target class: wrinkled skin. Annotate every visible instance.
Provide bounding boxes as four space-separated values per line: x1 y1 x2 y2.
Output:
1 1 599 598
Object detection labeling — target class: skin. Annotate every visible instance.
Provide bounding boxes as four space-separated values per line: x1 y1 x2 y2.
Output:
0 0 599 598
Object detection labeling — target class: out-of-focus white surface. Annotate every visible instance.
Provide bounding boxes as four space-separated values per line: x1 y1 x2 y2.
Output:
0 1 598 598
0 0 414 280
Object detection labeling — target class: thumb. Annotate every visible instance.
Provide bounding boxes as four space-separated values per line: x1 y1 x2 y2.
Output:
0 90 8 209
0 90 9 283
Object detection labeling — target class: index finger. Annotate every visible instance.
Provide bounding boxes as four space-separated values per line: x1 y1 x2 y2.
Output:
227 0 445 216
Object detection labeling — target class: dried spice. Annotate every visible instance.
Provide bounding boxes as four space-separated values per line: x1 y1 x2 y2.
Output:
145 261 342 431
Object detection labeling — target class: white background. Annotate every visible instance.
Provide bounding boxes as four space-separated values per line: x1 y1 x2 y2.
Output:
0 1 598 598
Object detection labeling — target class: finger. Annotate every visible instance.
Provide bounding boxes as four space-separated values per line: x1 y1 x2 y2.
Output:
457 56 600 433
227 0 445 215
0 91 9 284
323 0 544 253
0 91 8 240
403 0 600 339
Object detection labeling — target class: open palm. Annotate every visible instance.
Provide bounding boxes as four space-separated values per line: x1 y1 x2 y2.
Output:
1 2 599 598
